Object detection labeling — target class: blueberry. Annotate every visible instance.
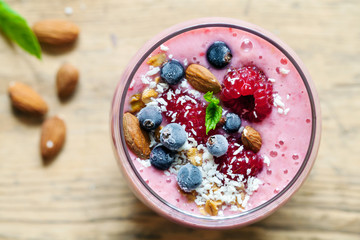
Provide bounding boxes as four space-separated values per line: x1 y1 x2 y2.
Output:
206 41 232 69
160 123 187 150
206 135 228 157
150 145 175 170
137 106 162 131
160 60 185 85
223 113 242 133
177 163 202 192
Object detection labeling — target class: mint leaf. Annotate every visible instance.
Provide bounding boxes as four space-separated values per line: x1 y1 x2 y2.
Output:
0 1 41 59
204 91 219 104
204 91 222 134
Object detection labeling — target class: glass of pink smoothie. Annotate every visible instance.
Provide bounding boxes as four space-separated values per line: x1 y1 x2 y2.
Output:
110 18 321 229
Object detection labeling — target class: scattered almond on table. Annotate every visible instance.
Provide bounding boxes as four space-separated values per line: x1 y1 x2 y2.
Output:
33 19 80 45
8 81 48 115
56 63 79 99
40 116 66 160
7 18 81 163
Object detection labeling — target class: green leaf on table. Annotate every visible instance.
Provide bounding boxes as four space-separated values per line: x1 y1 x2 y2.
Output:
204 91 222 134
0 0 41 59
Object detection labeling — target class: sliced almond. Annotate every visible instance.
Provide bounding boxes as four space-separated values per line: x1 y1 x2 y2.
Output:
186 148 203 166
130 101 145 113
241 126 262 153
40 116 66 160
130 93 141 103
56 63 79 99
179 188 198 202
8 82 48 115
154 126 163 142
211 184 220 192
185 64 221 93
129 94 144 113
147 53 166 67
236 192 246 209
33 19 79 45
123 112 150 159
141 88 158 104
204 199 222 216
154 76 161 84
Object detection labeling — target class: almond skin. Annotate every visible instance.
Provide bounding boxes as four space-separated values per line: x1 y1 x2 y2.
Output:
40 116 66 160
241 126 262 153
185 64 222 93
8 82 48 115
33 19 79 45
56 63 79 99
123 112 151 159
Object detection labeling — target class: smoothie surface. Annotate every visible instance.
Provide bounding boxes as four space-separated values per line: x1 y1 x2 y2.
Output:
122 26 312 217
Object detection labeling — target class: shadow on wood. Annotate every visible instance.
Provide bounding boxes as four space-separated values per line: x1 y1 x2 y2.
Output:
40 41 78 56
10 105 45 126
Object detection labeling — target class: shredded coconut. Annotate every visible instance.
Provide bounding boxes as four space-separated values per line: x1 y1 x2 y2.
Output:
166 89 175 100
136 158 151 168
190 128 197 136
263 154 271 166
184 110 189 118
149 132 157 148
279 67 290 75
233 145 244 155
146 67 160 76
160 44 169 51
284 108 290 115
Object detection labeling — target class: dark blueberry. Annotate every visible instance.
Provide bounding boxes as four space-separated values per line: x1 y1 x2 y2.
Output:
223 113 242 133
150 145 175 170
206 41 232 69
206 134 228 157
177 163 202 192
160 123 187 150
137 106 162 131
160 60 185 85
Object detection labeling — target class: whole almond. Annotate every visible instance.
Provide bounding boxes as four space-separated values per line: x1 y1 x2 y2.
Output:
123 112 150 159
8 82 48 115
33 19 79 45
40 116 66 160
241 126 262 153
185 64 222 93
56 63 79 99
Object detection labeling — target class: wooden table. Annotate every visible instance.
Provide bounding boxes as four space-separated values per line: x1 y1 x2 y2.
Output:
0 0 359 239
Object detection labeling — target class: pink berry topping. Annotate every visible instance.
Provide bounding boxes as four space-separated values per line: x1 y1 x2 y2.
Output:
221 66 273 122
215 137 264 180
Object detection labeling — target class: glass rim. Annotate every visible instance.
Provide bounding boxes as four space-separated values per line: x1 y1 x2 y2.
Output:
111 18 321 228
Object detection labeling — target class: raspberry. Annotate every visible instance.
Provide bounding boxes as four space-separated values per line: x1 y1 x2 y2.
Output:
221 66 273 122
160 88 218 144
215 137 264 180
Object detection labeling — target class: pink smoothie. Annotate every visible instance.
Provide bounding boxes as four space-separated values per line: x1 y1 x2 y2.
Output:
122 26 312 217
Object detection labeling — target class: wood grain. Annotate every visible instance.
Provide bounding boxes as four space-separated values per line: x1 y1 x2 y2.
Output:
0 0 359 239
